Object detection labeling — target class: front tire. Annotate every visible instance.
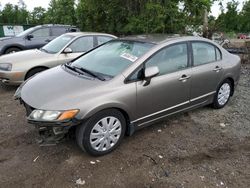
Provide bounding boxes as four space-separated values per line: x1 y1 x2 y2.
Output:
76 109 126 156
213 79 232 109
5 47 21 54
25 67 47 80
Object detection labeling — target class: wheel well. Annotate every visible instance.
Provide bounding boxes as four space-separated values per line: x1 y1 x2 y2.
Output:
113 108 131 135
25 66 49 80
225 77 235 96
4 46 22 53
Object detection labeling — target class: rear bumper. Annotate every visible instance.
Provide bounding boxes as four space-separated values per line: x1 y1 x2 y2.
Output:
0 70 24 85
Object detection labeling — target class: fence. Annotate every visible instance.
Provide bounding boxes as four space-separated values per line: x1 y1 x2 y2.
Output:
0 24 35 37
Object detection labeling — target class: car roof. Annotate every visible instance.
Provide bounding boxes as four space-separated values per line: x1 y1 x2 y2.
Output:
119 34 217 45
36 24 77 28
120 34 181 44
62 32 117 38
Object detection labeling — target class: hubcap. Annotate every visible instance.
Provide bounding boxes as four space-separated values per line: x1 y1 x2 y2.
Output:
217 83 231 106
90 116 122 151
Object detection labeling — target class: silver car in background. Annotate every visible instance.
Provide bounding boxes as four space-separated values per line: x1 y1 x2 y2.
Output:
0 32 116 85
16 36 241 156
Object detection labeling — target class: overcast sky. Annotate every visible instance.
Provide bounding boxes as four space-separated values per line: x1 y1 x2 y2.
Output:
0 0 246 18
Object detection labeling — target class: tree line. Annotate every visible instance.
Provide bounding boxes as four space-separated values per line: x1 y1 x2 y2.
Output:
0 0 249 35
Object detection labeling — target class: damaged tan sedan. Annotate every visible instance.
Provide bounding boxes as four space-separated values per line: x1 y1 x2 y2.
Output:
15 36 241 156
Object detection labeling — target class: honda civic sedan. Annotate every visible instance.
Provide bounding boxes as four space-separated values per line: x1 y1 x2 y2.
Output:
15 36 241 156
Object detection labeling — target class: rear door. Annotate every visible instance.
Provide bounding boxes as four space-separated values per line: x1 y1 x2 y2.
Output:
134 42 192 125
190 41 224 104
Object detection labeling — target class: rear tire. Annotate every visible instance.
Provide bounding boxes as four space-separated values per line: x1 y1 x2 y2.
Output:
25 67 47 80
76 109 126 156
213 79 232 109
5 47 21 54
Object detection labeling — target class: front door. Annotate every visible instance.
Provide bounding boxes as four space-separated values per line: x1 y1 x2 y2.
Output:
25 27 51 49
56 36 95 66
134 43 192 125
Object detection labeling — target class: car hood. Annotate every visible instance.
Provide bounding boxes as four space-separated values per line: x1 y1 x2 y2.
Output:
20 66 106 110
0 49 53 63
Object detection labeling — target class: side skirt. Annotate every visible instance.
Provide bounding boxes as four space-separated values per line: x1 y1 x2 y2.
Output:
128 100 210 135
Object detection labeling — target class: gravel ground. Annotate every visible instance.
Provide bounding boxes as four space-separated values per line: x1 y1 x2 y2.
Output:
0 64 250 188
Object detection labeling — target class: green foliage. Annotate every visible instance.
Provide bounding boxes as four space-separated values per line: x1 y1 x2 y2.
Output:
216 0 239 32
45 0 76 25
239 0 250 32
0 3 29 24
3 0 238 35
215 0 250 33
30 7 46 24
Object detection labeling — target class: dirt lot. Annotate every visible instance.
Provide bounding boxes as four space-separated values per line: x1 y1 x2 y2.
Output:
0 64 250 188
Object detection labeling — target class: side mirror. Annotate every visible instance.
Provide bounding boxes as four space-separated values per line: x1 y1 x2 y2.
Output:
144 66 159 79
63 47 73 54
26 34 34 40
143 66 159 86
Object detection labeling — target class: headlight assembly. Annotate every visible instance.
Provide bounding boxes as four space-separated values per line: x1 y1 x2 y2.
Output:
29 109 79 121
0 63 12 71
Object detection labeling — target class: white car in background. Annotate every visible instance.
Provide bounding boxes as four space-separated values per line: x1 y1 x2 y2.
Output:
0 32 116 85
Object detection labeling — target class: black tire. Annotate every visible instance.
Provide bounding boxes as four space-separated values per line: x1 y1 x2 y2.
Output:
25 67 47 80
5 47 21 54
76 109 126 156
213 79 232 109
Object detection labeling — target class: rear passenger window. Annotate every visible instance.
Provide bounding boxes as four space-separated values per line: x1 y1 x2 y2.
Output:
97 36 113 45
68 36 94 52
145 43 188 76
192 42 216 66
51 27 66 36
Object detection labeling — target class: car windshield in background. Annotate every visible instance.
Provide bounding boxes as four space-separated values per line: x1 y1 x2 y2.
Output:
71 40 155 77
41 35 74 54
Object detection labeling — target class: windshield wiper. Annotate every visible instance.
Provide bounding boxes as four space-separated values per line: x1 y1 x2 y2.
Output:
64 63 105 81
64 63 79 73
73 66 105 81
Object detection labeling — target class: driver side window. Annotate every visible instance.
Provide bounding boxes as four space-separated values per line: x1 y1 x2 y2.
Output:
68 36 94 53
145 43 188 76
31 28 50 37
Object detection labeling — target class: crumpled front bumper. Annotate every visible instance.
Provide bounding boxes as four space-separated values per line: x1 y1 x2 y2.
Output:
18 98 81 145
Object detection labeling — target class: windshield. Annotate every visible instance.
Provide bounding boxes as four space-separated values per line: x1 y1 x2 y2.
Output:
16 27 35 37
41 35 74 54
71 40 154 77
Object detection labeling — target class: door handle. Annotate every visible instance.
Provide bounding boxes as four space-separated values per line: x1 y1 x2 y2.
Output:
213 66 222 72
178 75 191 82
